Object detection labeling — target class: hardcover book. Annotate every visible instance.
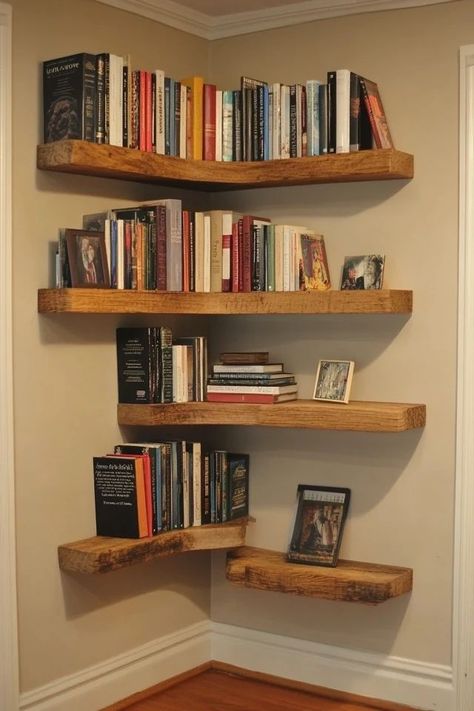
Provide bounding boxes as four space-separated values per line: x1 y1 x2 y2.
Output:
43 53 96 143
116 327 154 404
93 455 148 538
359 77 393 149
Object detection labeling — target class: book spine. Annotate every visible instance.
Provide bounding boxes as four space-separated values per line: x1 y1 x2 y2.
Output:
185 85 192 159
155 69 165 154
327 71 336 153
164 77 171 155
95 54 106 144
206 392 284 403
145 71 152 152
174 80 181 157
271 82 281 160
232 90 242 161
336 69 350 154
222 213 232 292
203 84 216 161
289 85 297 158
215 89 222 161
159 326 173 403
280 84 290 159
306 80 320 157
242 216 253 292
180 83 187 159
122 63 129 147
231 221 240 293
182 210 191 292
222 89 233 162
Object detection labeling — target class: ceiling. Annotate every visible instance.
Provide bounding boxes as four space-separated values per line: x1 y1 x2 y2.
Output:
97 0 458 39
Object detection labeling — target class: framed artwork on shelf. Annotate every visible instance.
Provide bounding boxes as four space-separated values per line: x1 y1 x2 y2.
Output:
313 359 354 404
287 484 351 567
340 254 385 290
65 228 110 288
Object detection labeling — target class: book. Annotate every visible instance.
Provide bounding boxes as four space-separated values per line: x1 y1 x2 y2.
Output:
209 371 293 381
93 455 148 538
116 327 154 403
228 453 249 520
335 69 350 154
306 79 321 157
212 363 283 374
141 198 182 291
43 53 96 143
203 83 216 160
207 383 297 395
219 352 269 365
297 233 331 291
180 75 204 160
207 376 296 387
327 71 336 154
206 391 297 404
350 73 372 152
113 444 158 535
359 77 393 149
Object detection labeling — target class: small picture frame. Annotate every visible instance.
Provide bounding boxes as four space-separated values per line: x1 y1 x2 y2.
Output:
288 484 351 567
65 228 110 288
340 255 385 290
313 359 354 404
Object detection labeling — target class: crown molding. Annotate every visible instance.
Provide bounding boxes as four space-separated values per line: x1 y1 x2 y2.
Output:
97 0 457 39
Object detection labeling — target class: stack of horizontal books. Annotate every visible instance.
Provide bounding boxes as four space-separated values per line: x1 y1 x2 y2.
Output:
206 352 298 404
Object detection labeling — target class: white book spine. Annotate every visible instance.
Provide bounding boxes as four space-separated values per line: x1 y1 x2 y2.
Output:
274 226 284 291
194 212 204 292
207 384 298 394
280 84 290 159
306 79 321 156
203 214 211 292
215 89 223 161
336 69 350 154
155 69 165 154
296 84 303 158
109 54 123 147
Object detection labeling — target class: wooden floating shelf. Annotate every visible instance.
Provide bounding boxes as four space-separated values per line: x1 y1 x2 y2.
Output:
58 518 248 574
37 140 413 190
226 547 413 604
38 289 413 315
118 400 426 432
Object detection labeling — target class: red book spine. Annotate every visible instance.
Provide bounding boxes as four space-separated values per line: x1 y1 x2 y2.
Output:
203 84 216 160
182 210 190 292
139 70 146 152
206 392 282 403
222 233 231 292
231 221 240 293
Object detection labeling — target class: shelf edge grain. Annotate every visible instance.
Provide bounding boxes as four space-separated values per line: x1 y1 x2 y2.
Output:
226 547 413 604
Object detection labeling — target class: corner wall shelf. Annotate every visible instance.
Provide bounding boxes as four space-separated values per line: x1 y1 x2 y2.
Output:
117 400 426 432
58 518 248 574
37 140 414 190
38 289 413 315
226 547 413 604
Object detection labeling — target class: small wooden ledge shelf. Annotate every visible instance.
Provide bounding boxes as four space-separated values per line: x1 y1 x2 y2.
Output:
37 140 413 190
118 400 426 432
58 518 248 574
226 547 413 604
38 289 413 315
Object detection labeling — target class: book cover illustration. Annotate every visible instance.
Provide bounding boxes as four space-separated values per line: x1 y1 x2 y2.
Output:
43 53 96 143
288 485 350 567
359 77 393 149
298 234 331 291
340 254 385 290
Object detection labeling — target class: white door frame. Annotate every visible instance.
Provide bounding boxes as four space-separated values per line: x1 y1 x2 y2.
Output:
454 44 474 711
0 3 18 710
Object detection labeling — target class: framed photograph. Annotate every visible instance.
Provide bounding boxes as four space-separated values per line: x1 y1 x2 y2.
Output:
313 359 354 404
65 228 110 288
340 254 385 290
287 485 351 567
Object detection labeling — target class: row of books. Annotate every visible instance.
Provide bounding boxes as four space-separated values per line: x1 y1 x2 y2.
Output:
116 327 207 404
93 442 249 539
56 203 331 293
207 360 298 404
43 53 393 161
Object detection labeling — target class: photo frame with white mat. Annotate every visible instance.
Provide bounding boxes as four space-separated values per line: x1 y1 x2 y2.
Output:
313 359 354 404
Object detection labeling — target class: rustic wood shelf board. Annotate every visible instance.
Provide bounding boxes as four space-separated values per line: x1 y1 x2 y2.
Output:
226 547 413 604
37 141 413 190
58 519 248 574
38 289 413 315
117 400 426 432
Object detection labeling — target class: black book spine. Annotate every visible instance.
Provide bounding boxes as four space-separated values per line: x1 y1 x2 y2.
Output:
103 54 110 144
164 77 171 156
116 327 153 403
174 80 181 158
318 83 328 155
189 213 195 292
202 453 211 525
122 64 129 147
257 85 265 161
95 54 106 144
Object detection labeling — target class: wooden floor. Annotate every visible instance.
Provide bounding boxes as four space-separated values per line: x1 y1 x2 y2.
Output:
102 665 420 711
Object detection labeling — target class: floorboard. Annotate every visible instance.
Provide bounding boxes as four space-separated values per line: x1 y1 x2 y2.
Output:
102 668 420 711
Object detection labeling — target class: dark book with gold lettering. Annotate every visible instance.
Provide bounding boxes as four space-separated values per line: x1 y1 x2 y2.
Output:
43 53 96 143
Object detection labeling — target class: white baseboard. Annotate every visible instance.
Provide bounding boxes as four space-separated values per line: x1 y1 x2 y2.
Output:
211 621 454 711
18 620 454 711
19 620 211 711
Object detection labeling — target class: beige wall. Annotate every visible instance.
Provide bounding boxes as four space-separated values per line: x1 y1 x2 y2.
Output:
208 0 472 664
10 0 470 700
10 0 211 693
